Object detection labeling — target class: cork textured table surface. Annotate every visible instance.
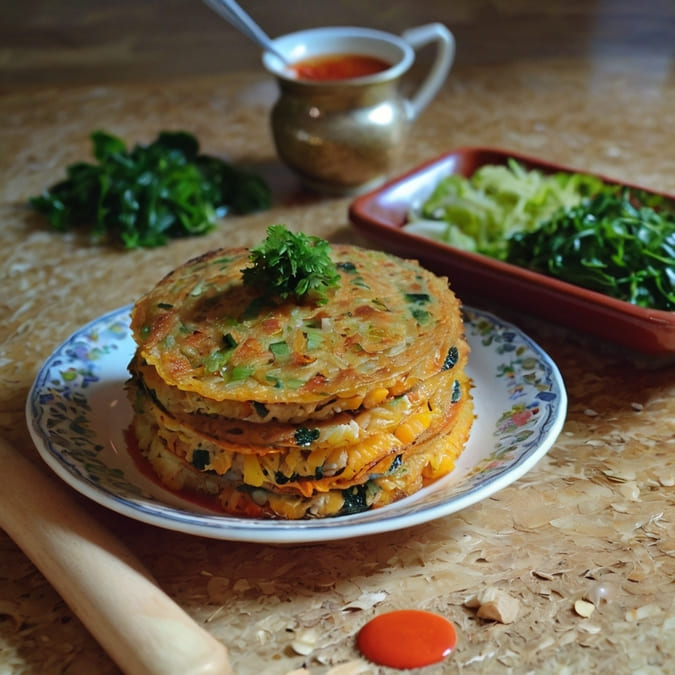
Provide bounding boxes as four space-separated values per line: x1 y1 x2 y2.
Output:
1 2 674 673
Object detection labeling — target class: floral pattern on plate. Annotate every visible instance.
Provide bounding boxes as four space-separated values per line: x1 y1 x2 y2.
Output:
462 308 563 487
26 305 566 543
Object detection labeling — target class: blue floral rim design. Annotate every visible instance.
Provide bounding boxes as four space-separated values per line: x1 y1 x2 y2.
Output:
26 305 566 543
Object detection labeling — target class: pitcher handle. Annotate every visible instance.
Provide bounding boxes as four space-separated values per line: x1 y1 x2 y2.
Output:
400 23 455 121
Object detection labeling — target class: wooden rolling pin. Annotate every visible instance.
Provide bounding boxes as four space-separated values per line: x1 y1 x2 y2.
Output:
0 436 233 675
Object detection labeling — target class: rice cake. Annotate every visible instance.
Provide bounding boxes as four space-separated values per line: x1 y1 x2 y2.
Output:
130 245 464 407
129 364 463 486
127 233 474 519
138 358 465 450
131 373 474 519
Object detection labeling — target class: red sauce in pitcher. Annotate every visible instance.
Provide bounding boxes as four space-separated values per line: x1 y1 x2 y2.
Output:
291 53 390 81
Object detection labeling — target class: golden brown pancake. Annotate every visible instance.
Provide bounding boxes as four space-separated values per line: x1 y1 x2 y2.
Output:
129 365 463 485
131 373 474 519
127 237 474 519
130 246 464 407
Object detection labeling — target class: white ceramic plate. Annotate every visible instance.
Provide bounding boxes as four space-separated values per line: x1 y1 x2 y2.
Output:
26 305 566 543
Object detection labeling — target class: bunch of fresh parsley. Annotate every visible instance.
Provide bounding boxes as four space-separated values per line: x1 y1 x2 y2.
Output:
29 130 271 249
506 189 675 310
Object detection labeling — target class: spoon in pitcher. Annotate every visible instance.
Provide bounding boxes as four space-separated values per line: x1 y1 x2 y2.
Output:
203 0 287 63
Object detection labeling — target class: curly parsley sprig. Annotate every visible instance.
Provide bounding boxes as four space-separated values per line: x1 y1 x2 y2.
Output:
241 225 341 304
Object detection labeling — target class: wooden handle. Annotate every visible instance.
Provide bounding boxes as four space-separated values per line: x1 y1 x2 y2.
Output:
0 437 233 675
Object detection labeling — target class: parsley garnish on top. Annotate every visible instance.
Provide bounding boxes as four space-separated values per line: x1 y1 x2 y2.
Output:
29 130 271 249
241 225 341 304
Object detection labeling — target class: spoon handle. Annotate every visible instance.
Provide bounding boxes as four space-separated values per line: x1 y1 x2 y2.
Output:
203 0 285 61
0 436 233 675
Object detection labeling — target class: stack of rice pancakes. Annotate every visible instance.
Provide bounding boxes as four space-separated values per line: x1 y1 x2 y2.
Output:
127 244 474 519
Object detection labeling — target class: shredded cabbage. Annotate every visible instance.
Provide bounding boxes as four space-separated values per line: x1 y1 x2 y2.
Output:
406 159 604 259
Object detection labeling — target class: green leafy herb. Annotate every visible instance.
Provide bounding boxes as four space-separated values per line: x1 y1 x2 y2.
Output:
405 292 431 304
339 482 379 515
442 345 459 371
294 427 320 447
506 189 675 310
223 333 238 349
304 327 325 350
410 308 430 323
241 224 341 304
252 401 269 418
269 341 291 361
274 471 290 485
389 454 403 473
203 346 236 374
29 130 271 249
229 365 255 382
407 159 675 310
340 484 371 515
191 450 210 470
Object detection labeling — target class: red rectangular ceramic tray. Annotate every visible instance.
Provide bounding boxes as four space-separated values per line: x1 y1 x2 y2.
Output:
349 147 675 356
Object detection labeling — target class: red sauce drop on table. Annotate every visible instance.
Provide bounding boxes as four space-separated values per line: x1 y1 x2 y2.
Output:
291 53 390 81
357 609 457 669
